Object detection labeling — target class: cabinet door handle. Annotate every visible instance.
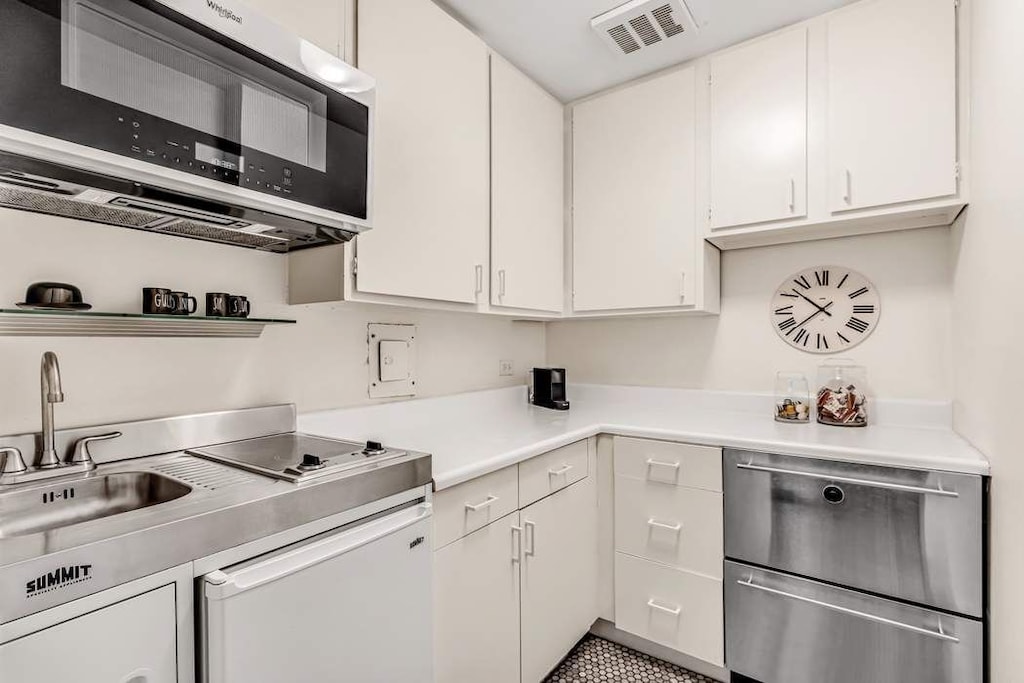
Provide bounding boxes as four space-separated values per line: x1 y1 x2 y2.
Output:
735 462 959 498
474 264 483 296
647 518 683 532
524 519 536 557
548 464 574 477
788 177 796 212
842 169 852 205
465 494 499 512
680 271 686 301
511 525 522 563
647 599 682 616
498 269 507 299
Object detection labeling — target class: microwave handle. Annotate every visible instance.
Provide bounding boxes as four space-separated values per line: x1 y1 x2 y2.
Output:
204 503 431 600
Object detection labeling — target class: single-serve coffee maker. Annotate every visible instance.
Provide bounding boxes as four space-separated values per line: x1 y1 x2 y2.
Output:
529 368 570 411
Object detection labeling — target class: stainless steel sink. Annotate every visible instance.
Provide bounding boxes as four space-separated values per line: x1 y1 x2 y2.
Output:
0 472 191 538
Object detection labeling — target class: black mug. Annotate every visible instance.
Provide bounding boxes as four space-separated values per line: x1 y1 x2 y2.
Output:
142 287 174 314
227 295 250 318
171 291 197 315
206 292 229 317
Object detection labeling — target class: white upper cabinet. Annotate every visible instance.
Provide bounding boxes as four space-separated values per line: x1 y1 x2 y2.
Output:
573 67 702 313
491 57 565 314
241 0 346 57
354 0 490 304
709 27 808 229
827 0 957 213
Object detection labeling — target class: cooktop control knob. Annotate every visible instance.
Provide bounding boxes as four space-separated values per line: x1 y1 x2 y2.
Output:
363 441 386 456
299 453 324 470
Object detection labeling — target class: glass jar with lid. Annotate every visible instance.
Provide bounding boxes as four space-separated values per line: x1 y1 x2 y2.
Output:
816 359 869 427
774 372 810 423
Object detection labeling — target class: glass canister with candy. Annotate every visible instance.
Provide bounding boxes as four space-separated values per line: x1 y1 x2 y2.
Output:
816 360 869 427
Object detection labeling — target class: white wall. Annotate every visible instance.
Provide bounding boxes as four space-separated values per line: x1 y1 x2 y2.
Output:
952 0 1024 677
549 227 952 400
0 212 545 435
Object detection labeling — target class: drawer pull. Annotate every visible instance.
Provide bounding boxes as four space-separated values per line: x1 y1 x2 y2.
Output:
736 578 960 643
735 462 959 498
548 464 574 477
645 458 680 471
646 599 682 617
647 518 683 532
524 520 537 557
465 495 499 512
511 525 523 563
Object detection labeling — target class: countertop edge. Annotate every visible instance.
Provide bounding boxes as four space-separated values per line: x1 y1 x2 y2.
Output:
429 421 990 490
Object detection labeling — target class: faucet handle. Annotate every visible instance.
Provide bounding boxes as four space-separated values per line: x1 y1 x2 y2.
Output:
69 432 122 466
0 447 27 475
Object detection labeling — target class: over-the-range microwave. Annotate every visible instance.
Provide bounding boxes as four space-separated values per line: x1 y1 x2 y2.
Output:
0 0 374 252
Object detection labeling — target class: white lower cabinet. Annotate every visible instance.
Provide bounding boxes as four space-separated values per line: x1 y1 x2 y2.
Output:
521 478 599 683
614 553 724 666
0 584 178 683
433 440 598 683
434 512 522 683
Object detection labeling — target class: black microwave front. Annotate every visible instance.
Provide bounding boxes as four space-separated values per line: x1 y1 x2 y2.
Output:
0 0 374 235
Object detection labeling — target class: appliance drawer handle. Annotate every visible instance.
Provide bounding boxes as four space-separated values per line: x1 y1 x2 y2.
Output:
647 599 681 616
204 504 431 600
736 578 960 643
548 464 574 476
735 462 959 498
645 458 680 471
465 495 499 512
647 518 682 532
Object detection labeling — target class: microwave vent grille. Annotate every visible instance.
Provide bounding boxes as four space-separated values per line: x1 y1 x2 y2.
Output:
591 0 697 56
148 220 288 249
0 185 160 227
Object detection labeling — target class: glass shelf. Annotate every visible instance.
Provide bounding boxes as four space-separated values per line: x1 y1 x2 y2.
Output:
0 309 296 338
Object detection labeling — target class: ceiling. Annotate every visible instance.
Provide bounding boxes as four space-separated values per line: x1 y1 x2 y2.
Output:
436 0 857 102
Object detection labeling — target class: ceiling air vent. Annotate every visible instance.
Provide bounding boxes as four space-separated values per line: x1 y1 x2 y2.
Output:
591 0 697 56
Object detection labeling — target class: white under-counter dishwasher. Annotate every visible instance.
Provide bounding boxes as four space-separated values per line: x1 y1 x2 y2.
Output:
200 500 433 683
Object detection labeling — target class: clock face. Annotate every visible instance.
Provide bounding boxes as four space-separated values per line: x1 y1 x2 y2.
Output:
771 266 880 353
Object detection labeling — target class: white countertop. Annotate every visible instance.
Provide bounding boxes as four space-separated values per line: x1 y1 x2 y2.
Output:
298 384 990 490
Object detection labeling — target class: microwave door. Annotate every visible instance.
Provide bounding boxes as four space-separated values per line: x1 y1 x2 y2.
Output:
0 0 370 228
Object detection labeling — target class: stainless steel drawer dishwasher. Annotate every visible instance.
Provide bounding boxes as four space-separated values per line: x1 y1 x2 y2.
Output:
723 449 985 683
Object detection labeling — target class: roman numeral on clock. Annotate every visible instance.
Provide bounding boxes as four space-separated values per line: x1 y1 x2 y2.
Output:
794 275 812 290
817 333 829 350
774 305 794 315
848 286 870 299
836 273 850 289
815 269 830 287
778 318 797 332
793 328 809 345
853 305 875 314
846 317 870 333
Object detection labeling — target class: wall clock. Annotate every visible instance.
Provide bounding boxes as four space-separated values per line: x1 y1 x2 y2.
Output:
771 266 880 353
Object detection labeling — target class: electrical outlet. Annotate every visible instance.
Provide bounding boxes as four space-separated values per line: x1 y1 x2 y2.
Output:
499 360 514 377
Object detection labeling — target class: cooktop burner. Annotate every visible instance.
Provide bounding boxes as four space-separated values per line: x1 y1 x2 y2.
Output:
188 433 406 483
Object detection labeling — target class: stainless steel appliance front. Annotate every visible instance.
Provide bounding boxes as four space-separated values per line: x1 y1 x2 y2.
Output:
723 449 985 683
724 562 983 683
724 448 984 617
0 0 374 251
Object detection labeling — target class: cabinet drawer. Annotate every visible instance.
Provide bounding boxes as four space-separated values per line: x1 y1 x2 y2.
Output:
614 553 724 666
614 438 722 491
434 465 519 549
518 440 589 508
614 476 723 578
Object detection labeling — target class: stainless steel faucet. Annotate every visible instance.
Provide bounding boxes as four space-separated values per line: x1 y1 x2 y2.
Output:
38 351 65 469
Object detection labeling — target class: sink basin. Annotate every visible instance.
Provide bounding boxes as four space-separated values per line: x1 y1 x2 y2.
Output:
0 472 191 538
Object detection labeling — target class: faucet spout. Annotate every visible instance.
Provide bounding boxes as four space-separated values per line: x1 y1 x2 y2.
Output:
38 351 64 469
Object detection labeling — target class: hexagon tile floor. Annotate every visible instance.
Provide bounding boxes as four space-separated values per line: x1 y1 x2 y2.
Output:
543 635 718 683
